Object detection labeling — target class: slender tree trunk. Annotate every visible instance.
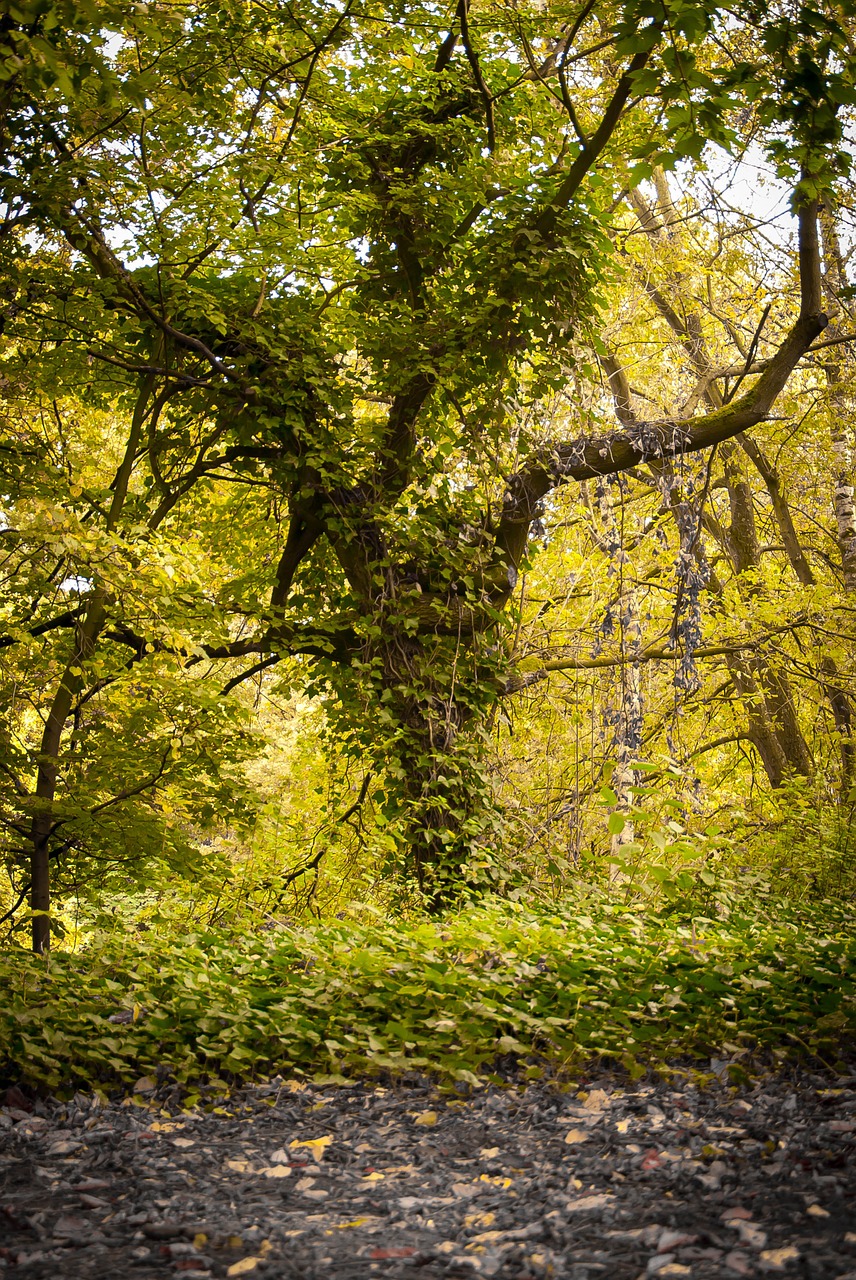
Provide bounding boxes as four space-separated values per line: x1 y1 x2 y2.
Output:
820 203 856 591
28 366 156 951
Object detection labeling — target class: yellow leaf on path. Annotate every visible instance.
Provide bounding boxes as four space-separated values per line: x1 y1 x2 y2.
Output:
226 1160 253 1174
583 1089 609 1111
193 1234 208 1249
172 1137 196 1149
227 1260 261 1277
413 1111 438 1126
464 1212 495 1229
806 1204 829 1218
290 1135 333 1161
615 1119 631 1134
478 1174 512 1188
149 1121 183 1133
260 1165 291 1179
362 1171 384 1182
480 1147 500 1158
759 1246 800 1268
336 1219 369 1229
564 1129 590 1145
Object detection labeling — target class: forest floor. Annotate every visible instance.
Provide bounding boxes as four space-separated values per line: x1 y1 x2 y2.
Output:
1 1067 855 1280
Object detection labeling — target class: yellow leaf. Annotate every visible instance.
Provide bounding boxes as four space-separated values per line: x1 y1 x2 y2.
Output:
478 1174 512 1188
226 1159 253 1174
464 1212 495 1228
227 1259 260 1277
193 1234 208 1248
413 1111 438 1126
289 1135 333 1162
759 1247 800 1267
564 1128 591 1145
259 1165 291 1179
362 1171 384 1182
480 1146 500 1158
149 1121 182 1133
336 1219 369 1229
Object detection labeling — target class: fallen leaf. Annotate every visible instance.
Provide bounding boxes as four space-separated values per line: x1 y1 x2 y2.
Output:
193 1234 208 1248
565 1194 615 1213
133 1076 156 1095
806 1204 829 1218
46 1140 83 1157
413 1111 438 1126
583 1088 609 1111
52 1215 88 1238
452 1182 482 1198
369 1248 417 1259
260 1164 291 1179
289 1135 332 1162
658 1229 698 1252
641 1148 662 1170
479 1174 513 1188
227 1259 260 1277
564 1128 590 1145
480 1146 500 1158
736 1221 768 1250
268 1148 290 1163
464 1212 496 1229
226 1159 253 1174
721 1207 754 1222
363 1171 384 1182
616 1118 632 1134
758 1245 800 1271
336 1219 370 1229
172 1137 195 1149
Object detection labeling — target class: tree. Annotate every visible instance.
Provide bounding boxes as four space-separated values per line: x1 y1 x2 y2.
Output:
3 0 854 944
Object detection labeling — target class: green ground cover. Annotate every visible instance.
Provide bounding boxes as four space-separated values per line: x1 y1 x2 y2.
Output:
1 896 854 1098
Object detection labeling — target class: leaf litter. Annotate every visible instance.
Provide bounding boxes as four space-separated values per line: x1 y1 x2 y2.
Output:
1 1067 855 1279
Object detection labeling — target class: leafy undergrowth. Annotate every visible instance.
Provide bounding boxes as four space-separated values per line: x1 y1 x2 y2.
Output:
1 896 854 1097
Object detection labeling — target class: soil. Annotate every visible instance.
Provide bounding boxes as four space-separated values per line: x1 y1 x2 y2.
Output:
1 1067 855 1279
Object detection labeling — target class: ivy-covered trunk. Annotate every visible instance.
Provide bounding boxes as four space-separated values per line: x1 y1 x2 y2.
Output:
332 614 506 911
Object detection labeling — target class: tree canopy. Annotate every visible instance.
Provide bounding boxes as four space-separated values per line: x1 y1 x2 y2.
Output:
2 0 856 948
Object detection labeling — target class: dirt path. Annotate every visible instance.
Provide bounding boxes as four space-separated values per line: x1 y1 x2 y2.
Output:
1 1069 855 1279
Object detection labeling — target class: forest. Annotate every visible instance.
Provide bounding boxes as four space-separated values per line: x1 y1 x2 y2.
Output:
1 0 856 1100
